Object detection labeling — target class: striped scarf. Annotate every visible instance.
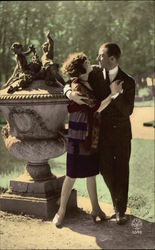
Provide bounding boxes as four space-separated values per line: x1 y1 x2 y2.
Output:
68 79 101 150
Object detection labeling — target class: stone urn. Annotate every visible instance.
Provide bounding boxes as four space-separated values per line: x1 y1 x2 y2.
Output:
0 81 77 218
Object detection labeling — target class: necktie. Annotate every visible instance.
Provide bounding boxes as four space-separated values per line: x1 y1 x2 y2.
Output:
106 70 110 85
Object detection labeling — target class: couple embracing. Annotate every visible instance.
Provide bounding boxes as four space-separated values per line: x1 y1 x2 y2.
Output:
53 42 135 228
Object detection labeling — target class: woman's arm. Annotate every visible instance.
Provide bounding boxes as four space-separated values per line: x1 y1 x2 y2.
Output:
96 94 112 113
110 78 135 116
63 82 89 105
96 81 123 113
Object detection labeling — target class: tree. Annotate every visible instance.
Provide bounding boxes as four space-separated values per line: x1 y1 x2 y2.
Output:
0 1 154 84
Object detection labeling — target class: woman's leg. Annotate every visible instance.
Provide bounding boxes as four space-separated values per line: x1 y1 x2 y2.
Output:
86 176 106 220
53 176 75 225
86 176 100 211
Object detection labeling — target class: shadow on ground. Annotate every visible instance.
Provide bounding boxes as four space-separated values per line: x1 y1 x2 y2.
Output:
0 206 154 249
65 208 155 249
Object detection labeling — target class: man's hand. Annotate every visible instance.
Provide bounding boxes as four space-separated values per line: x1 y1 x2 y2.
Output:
69 91 89 105
110 80 123 95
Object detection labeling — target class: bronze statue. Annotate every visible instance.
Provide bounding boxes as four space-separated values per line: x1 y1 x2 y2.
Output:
41 31 54 67
1 31 65 93
2 43 36 91
41 31 65 87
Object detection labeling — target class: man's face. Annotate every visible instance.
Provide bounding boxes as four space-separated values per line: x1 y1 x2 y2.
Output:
97 46 111 70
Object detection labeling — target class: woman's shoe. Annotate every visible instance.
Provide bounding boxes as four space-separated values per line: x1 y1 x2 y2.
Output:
91 210 107 223
52 213 64 228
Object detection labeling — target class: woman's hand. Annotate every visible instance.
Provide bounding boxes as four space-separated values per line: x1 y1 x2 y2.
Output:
64 83 89 105
69 91 89 105
110 80 123 95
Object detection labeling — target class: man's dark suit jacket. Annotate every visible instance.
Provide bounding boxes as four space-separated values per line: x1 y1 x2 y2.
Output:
88 66 135 146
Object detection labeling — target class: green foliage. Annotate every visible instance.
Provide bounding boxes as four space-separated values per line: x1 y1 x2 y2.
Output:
0 1 154 83
0 112 6 124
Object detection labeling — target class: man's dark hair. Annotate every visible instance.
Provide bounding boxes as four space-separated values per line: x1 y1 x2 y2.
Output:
61 52 87 77
100 43 121 60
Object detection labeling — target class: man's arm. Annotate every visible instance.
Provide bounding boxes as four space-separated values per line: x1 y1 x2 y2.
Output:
63 82 89 105
110 78 135 116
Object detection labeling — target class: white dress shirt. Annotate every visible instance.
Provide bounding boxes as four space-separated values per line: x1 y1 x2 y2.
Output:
103 65 119 82
103 66 120 99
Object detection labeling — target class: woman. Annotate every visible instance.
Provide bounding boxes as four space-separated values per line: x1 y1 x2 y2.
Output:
53 52 111 227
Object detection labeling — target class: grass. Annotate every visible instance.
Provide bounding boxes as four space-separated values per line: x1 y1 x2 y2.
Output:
134 100 154 107
128 139 154 222
138 87 150 97
0 127 154 222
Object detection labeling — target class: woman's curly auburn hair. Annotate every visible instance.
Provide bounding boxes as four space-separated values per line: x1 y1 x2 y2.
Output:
61 52 87 77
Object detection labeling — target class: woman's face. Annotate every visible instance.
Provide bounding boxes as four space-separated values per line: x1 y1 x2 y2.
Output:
83 59 92 74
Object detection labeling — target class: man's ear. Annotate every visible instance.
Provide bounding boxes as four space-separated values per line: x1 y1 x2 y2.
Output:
110 56 115 62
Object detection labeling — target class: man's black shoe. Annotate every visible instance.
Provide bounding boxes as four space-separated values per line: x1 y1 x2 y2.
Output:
110 213 116 220
116 212 127 225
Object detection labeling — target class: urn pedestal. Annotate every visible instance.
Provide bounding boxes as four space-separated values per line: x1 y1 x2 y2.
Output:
0 81 77 219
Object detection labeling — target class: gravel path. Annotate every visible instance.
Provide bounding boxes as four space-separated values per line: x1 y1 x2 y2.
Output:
131 107 154 140
0 197 154 249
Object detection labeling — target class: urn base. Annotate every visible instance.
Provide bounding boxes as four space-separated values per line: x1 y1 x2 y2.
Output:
26 162 56 182
0 175 77 219
0 189 77 219
9 175 64 198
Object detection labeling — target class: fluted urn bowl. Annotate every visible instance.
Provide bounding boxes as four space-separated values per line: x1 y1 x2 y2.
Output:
0 80 69 181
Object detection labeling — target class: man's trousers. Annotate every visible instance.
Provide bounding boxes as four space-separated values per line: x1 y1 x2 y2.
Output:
99 141 131 215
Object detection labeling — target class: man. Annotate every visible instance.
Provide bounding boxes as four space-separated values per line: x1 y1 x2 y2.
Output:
64 43 135 225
